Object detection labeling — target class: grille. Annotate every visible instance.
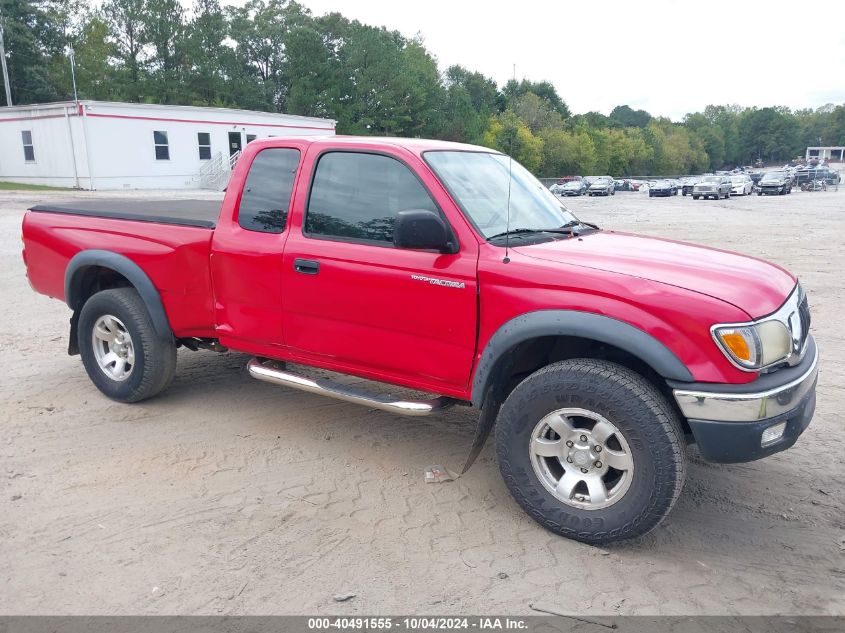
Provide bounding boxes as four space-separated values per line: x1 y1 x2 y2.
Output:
798 294 811 351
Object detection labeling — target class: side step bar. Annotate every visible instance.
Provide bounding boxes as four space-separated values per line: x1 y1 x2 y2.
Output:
247 358 455 417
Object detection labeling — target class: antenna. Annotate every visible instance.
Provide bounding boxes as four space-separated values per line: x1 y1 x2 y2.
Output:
503 62 516 264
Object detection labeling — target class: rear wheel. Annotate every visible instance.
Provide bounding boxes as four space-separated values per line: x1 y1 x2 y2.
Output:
692 195 699 200
495 359 686 544
78 288 177 403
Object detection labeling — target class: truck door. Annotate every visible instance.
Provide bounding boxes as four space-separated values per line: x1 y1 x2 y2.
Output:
210 145 302 354
281 148 479 397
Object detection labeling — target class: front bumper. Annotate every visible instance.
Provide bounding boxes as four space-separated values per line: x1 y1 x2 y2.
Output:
671 337 818 462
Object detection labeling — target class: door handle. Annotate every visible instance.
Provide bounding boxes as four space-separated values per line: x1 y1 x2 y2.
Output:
294 258 320 275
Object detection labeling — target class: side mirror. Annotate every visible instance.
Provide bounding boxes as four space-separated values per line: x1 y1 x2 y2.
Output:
393 209 456 253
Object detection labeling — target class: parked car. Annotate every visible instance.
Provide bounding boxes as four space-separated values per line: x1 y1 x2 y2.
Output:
749 172 765 186
587 176 615 196
21 135 819 546
681 176 700 196
648 180 677 197
559 180 589 196
795 166 840 187
692 175 732 199
758 171 793 195
730 174 754 196
549 183 565 195
614 179 631 192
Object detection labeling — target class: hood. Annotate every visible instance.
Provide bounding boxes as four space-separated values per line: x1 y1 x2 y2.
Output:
513 231 796 317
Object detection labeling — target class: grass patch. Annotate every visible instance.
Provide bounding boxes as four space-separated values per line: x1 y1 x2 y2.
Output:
0 181 74 191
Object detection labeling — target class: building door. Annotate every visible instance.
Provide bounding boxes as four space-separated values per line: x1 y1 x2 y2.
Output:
228 131 242 157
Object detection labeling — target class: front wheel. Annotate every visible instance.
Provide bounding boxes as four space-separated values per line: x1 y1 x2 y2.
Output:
692 195 699 200
495 359 687 544
78 288 177 403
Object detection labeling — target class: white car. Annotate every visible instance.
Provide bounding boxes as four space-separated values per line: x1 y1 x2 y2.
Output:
730 174 753 196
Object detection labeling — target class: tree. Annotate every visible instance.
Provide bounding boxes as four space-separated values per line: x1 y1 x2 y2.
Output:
609 105 651 128
438 65 498 143
227 0 311 112
511 92 563 134
483 111 543 173
101 0 150 101
144 0 186 103
500 78 570 119
184 0 233 106
71 16 116 100
0 0 71 105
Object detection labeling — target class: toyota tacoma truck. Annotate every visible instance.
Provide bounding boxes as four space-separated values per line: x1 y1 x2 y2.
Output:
21 136 818 545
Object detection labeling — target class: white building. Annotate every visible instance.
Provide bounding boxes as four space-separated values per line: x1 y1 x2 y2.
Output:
805 146 845 164
0 100 335 190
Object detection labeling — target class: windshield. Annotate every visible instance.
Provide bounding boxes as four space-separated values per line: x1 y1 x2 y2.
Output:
730 175 746 183
701 175 721 183
425 151 580 239
592 177 611 185
763 172 784 179
563 181 580 187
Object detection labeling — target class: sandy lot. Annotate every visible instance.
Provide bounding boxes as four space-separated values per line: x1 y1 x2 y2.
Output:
1 187 843 616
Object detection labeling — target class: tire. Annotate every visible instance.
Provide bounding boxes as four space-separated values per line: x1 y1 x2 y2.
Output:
779 186 786 195
78 288 177 403
495 359 686 544
649 192 654 197
692 195 699 200
757 191 763 196
725 191 730 199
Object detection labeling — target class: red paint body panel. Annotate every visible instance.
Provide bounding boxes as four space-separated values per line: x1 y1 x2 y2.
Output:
21 135 802 400
22 212 216 337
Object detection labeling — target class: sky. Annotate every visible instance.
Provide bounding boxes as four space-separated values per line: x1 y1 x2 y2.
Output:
219 0 845 120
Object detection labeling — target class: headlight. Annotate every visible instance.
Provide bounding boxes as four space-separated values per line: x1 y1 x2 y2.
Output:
713 320 792 370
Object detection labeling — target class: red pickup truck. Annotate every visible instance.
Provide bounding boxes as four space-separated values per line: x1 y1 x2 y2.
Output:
22 136 818 544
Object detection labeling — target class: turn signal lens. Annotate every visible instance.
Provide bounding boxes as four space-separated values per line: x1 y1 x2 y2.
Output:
714 326 760 369
721 331 750 359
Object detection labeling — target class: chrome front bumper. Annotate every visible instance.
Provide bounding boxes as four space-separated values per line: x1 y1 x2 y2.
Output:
672 341 818 423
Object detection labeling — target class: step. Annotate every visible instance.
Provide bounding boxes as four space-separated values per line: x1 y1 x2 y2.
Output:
247 358 454 417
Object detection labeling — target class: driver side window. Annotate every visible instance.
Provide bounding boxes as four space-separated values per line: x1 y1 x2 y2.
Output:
305 152 439 245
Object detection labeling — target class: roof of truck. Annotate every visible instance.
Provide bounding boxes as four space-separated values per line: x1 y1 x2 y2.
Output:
251 135 499 155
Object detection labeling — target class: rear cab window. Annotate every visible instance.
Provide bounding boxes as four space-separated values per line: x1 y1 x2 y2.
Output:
238 148 301 233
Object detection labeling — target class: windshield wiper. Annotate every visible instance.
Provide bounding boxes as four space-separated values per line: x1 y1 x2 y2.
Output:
487 222 599 241
486 227 548 240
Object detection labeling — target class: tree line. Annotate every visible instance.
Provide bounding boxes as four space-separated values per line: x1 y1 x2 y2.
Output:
3 0 845 176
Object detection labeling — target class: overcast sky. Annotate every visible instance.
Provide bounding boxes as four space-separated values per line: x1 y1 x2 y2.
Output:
220 0 845 120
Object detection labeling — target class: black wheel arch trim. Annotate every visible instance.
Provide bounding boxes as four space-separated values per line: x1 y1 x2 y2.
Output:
65 249 173 341
471 310 694 406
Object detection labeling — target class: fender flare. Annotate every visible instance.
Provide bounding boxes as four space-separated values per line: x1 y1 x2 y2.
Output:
64 249 173 341
471 310 693 406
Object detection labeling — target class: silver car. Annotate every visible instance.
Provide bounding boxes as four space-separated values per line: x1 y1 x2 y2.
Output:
692 175 732 200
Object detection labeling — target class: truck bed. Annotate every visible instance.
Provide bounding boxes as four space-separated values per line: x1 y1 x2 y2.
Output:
29 198 220 229
22 202 218 339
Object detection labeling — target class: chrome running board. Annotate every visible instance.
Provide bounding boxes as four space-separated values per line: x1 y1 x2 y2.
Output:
247 358 454 417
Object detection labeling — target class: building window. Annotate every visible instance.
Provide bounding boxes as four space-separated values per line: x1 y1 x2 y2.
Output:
22 130 35 162
197 132 211 160
153 131 170 160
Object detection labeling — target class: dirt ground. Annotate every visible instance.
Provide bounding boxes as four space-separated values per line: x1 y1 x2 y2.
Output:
1 187 843 616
